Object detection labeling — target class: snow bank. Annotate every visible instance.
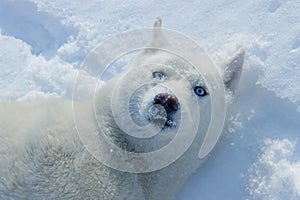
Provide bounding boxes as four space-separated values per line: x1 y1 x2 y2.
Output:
0 0 78 59
0 34 76 101
247 138 300 200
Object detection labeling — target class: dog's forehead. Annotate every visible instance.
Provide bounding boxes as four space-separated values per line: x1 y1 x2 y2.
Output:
132 49 209 86
135 60 205 86
165 57 207 85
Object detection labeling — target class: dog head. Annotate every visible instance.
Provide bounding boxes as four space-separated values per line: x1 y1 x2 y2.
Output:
94 17 245 155
117 18 244 130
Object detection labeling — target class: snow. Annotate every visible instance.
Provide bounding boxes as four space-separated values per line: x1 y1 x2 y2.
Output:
0 33 76 100
0 0 300 199
247 139 300 199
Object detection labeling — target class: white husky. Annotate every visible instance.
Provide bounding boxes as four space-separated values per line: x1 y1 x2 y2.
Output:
0 18 245 200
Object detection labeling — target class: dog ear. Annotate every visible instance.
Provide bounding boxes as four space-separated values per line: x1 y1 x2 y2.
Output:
223 49 245 92
150 17 169 48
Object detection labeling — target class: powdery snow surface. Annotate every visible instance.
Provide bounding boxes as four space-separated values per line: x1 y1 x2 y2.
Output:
0 0 300 199
247 139 300 199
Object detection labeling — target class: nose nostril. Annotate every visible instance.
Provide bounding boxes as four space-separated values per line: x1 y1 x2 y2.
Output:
169 98 179 111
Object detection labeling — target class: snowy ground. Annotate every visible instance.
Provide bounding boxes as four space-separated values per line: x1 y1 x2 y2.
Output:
0 0 300 199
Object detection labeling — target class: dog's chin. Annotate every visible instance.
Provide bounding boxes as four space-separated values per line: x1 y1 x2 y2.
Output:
147 103 178 130
150 92 179 130
147 114 177 130
130 104 178 130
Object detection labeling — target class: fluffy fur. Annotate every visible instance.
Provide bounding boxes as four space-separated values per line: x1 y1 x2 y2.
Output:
0 18 245 199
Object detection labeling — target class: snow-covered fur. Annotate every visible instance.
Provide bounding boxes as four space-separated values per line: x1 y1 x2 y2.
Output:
0 18 245 200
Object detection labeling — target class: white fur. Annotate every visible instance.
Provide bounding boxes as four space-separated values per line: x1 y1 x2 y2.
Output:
0 18 244 199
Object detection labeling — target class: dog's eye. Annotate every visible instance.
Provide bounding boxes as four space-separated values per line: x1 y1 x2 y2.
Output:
194 86 207 97
152 71 165 79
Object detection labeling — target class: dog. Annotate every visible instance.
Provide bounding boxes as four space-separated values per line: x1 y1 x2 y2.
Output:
0 18 245 199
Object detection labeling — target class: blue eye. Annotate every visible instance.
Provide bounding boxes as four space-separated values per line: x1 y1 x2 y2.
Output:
194 86 207 97
152 71 165 79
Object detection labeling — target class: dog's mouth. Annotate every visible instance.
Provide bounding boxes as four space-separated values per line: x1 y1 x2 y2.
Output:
148 93 180 129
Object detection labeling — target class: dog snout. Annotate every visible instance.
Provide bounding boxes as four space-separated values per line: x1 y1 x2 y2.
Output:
153 93 179 113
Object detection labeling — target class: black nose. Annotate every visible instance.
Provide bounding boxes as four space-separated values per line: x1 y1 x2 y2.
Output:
153 93 179 114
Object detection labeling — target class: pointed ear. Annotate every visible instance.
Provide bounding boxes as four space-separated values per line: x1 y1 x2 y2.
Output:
223 49 245 92
150 17 169 48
